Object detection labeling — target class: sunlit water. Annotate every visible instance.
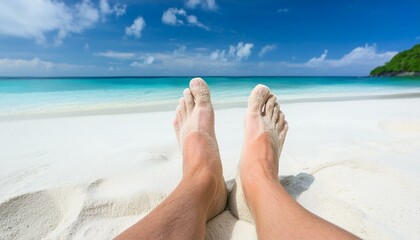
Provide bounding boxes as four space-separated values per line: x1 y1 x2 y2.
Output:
1 77 420 116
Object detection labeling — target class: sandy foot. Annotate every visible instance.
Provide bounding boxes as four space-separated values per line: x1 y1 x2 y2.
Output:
173 77 227 220
229 84 288 223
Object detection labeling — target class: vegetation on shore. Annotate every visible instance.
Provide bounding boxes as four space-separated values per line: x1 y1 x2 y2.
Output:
370 44 420 76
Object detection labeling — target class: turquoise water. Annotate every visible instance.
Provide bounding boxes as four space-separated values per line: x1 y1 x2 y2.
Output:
1 77 420 116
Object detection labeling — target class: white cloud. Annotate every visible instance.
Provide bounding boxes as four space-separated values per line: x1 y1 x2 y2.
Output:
277 8 289 13
258 44 277 57
0 0 125 45
99 0 126 21
99 0 111 18
162 8 209 30
232 42 254 60
305 45 397 68
130 56 155 67
162 8 186 25
0 57 54 70
125 17 146 38
144 56 155 65
210 42 254 62
94 51 136 59
185 0 218 11
113 4 126 16
174 45 187 54
162 8 187 26
331 45 395 66
306 49 328 66
148 49 237 71
92 44 395 76
0 57 92 76
0 0 101 45
210 49 227 61
253 44 399 76
186 15 209 30
94 45 239 75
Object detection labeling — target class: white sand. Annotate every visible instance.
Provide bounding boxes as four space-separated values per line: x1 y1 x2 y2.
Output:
1 97 420 239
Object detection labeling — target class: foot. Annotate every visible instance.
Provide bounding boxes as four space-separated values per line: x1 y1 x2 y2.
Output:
241 84 288 184
229 84 288 222
173 77 227 221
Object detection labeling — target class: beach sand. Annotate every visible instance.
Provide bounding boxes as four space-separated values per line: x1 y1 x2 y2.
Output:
1 97 420 239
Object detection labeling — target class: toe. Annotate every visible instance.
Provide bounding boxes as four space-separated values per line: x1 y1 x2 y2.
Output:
179 97 187 119
189 77 211 105
248 84 271 113
174 103 183 130
279 121 288 140
277 110 285 126
173 119 179 131
183 88 195 112
272 104 280 123
276 111 285 129
264 94 277 118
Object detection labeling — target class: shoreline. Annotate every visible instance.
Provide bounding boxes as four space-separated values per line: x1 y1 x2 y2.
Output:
2 91 420 121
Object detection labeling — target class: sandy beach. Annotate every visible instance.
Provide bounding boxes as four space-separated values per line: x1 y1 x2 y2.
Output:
1 96 420 239
1 0 420 238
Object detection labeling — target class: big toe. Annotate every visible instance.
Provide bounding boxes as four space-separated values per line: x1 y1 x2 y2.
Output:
189 77 211 105
248 84 271 113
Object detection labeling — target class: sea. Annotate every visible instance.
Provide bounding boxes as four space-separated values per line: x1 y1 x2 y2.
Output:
1 76 420 118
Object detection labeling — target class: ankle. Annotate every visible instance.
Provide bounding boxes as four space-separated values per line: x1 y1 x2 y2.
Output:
240 155 279 186
182 168 218 198
240 167 280 204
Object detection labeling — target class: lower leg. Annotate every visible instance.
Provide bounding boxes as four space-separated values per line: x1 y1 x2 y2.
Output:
116 135 219 240
240 85 359 239
116 78 227 240
243 167 359 239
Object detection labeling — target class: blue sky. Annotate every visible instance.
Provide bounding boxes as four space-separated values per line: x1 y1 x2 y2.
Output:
0 0 419 76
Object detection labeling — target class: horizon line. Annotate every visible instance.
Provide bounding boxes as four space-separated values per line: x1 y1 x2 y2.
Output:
0 75 371 79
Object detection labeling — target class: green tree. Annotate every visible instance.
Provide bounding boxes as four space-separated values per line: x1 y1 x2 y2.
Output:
370 44 420 76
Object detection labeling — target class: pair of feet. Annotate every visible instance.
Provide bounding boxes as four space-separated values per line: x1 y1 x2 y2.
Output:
173 78 288 222
117 77 358 239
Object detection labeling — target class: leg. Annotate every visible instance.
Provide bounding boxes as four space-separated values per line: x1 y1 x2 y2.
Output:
116 78 227 240
239 85 360 240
